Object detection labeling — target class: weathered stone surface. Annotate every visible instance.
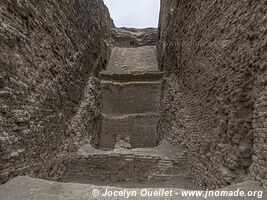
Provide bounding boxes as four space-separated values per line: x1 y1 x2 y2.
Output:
157 0 267 189
0 0 112 184
100 114 159 149
100 71 164 82
107 46 158 72
99 73 162 148
1 0 266 194
101 81 161 115
0 176 266 200
98 33 162 150
66 141 191 185
112 27 158 47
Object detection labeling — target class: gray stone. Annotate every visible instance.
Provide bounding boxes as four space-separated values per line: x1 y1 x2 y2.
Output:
158 0 267 189
0 0 112 184
112 27 158 47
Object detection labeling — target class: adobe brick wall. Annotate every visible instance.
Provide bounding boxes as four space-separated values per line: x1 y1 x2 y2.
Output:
0 0 112 183
66 152 187 183
157 0 266 189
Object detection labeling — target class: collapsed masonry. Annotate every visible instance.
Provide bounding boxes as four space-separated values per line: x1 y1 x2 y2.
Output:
0 0 266 192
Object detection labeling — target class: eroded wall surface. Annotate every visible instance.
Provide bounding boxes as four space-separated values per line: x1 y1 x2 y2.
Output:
158 0 267 188
0 0 112 183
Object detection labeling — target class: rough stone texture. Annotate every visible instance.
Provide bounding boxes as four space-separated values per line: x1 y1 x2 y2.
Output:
67 151 183 184
101 81 161 115
98 37 162 150
0 0 112 184
158 0 267 189
0 176 266 200
1 0 266 194
66 141 191 185
112 27 158 47
107 46 158 72
66 76 102 151
101 114 159 148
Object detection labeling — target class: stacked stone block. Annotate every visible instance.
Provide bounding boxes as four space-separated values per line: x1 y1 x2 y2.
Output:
66 151 187 183
98 31 163 149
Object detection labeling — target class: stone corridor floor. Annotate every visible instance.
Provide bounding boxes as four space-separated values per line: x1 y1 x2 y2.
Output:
0 176 266 200
2 140 264 200
65 139 197 189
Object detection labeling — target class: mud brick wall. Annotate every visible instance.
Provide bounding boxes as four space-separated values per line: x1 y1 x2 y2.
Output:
157 0 267 189
66 153 187 183
0 0 112 183
250 73 267 186
67 154 159 182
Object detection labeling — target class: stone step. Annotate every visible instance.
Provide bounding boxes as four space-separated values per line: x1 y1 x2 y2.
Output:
100 71 163 82
158 159 173 163
157 163 173 166
156 165 173 171
99 113 159 150
106 46 158 72
101 80 161 115
149 174 182 181
157 160 173 165
66 147 187 184
156 163 173 167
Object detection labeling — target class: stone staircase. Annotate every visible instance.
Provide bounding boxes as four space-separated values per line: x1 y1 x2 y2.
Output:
149 158 180 182
98 45 163 150
66 144 191 186
66 28 191 187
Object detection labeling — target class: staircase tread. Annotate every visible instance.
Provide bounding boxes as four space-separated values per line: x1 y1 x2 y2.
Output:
106 46 158 72
100 72 163 82
102 113 160 119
